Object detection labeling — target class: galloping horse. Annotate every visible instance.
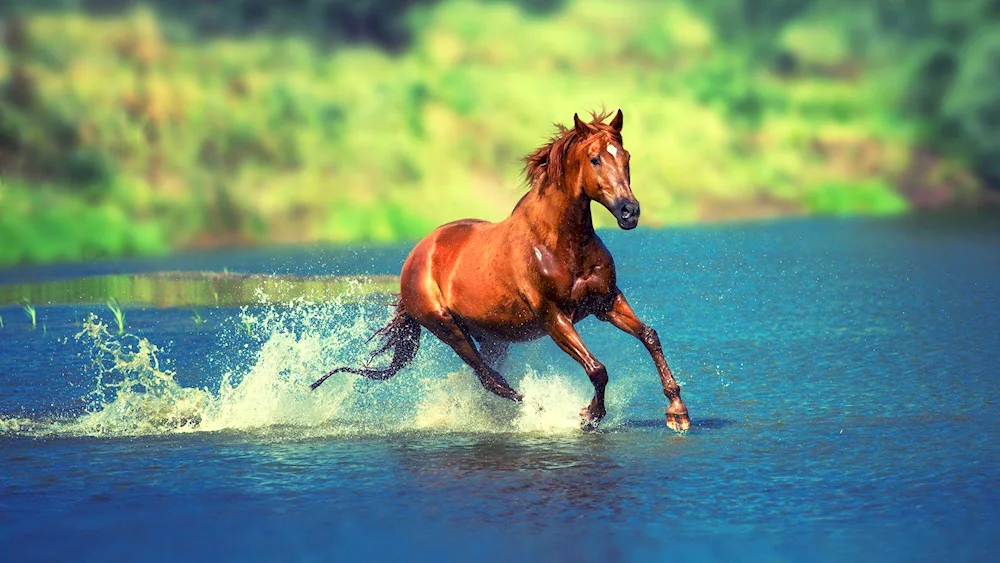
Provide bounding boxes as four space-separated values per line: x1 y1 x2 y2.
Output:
312 110 690 431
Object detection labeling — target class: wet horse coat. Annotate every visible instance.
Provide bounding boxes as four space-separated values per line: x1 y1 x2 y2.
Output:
313 110 690 431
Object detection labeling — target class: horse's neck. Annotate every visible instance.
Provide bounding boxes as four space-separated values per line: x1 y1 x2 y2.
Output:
511 180 595 250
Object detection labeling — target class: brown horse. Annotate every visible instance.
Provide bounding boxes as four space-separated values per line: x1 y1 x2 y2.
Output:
312 109 690 431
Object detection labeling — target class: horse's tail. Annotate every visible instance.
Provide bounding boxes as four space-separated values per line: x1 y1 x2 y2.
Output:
310 301 421 390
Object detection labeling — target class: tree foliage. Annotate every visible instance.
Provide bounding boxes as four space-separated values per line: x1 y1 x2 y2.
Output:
0 0 996 265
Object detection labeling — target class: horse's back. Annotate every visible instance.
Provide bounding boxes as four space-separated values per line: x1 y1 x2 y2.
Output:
412 218 491 269
398 218 493 312
404 217 553 341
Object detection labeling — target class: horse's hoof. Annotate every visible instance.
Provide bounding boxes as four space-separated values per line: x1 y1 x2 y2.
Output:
491 385 523 403
665 410 691 432
580 406 605 431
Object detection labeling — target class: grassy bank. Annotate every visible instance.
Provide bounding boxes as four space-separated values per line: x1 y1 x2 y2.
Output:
0 272 398 307
0 0 993 265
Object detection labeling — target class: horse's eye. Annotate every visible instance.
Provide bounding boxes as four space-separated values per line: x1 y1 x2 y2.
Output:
590 156 600 166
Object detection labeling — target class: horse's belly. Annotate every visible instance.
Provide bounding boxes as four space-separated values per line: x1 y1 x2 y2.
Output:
460 316 547 343
450 289 544 342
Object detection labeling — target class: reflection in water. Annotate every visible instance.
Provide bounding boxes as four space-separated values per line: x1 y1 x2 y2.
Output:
390 434 639 525
622 417 737 430
0 272 398 308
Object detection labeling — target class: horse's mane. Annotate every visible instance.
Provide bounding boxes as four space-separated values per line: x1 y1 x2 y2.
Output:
523 109 622 189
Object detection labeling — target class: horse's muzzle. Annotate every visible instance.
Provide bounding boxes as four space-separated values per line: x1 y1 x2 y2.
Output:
616 200 640 230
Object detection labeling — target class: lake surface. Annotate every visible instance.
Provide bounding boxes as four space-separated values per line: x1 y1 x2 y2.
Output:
2 216 998 562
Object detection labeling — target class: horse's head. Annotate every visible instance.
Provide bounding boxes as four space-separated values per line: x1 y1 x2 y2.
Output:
573 109 639 230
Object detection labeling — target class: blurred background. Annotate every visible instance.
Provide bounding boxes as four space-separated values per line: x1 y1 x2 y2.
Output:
0 0 997 266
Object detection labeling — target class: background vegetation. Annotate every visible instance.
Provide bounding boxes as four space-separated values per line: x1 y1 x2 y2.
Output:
0 0 997 265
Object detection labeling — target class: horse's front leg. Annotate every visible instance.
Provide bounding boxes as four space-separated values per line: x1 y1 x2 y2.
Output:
478 338 510 370
543 310 608 430
597 291 690 431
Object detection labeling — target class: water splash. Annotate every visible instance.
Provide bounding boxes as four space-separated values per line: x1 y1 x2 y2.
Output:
3 286 627 439
412 369 595 433
69 316 212 435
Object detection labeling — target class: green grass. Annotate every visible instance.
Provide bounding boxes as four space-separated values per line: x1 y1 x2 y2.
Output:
21 299 36 330
190 309 205 325
106 296 126 335
240 313 256 337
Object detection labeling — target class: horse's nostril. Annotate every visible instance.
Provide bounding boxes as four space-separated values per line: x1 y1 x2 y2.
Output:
620 201 640 219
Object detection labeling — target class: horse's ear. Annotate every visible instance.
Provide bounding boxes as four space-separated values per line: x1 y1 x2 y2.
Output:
574 113 589 136
610 109 624 132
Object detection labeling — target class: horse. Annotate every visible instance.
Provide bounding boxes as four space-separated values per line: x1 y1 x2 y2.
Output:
312 109 690 431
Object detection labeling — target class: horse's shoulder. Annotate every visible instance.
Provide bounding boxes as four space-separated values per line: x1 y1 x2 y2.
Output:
530 243 569 282
529 236 615 282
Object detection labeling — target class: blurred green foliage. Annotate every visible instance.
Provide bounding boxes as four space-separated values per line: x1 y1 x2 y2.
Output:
0 179 168 264
804 180 909 216
0 0 996 265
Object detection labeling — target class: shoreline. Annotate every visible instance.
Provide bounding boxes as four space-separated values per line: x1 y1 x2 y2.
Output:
0 272 400 308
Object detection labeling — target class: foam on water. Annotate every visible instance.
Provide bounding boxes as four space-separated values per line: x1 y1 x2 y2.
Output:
2 288 628 439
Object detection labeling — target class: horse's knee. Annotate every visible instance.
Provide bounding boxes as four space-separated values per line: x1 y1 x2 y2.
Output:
639 325 661 349
662 381 682 400
586 362 608 389
479 339 509 368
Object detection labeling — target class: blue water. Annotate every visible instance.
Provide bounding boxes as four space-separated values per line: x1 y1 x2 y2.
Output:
2 216 999 562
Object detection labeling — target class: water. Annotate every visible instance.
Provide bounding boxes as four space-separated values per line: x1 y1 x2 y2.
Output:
1 216 998 562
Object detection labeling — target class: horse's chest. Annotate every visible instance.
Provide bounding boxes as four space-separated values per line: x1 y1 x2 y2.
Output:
532 245 614 308
569 268 612 302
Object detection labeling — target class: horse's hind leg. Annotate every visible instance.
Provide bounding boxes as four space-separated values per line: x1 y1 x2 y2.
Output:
419 310 522 402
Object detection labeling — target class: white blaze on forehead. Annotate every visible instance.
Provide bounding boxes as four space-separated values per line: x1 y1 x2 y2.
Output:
606 143 618 157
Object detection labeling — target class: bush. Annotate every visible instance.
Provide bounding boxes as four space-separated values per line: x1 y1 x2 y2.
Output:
804 180 909 216
0 182 168 265
941 27 1000 183
0 0 993 265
